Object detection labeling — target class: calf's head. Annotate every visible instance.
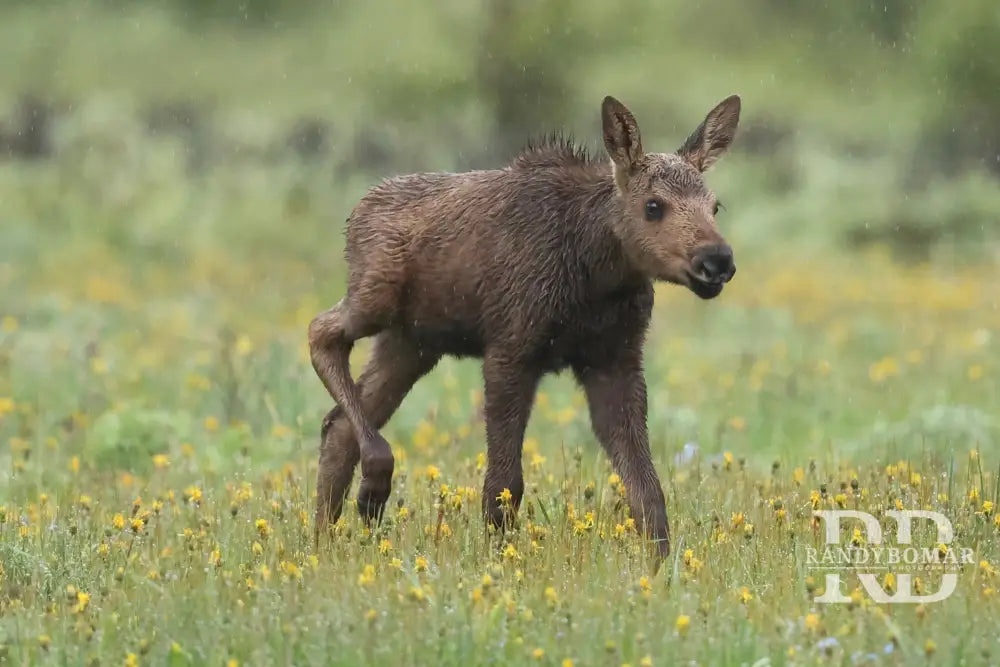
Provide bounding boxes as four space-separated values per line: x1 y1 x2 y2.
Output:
601 94 741 299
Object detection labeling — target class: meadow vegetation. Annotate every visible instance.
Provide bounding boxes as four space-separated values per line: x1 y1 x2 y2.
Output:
1 1 1000 664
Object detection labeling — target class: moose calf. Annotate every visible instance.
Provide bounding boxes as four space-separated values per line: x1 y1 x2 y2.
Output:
309 94 741 558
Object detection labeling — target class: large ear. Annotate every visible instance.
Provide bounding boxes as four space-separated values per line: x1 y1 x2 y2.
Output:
677 95 741 172
602 96 643 179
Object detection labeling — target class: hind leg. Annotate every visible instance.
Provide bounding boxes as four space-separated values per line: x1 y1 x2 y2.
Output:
314 330 439 541
309 292 393 516
314 405 357 540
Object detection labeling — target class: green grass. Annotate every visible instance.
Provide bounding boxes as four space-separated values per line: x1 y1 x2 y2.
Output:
3 135 1000 663
2 2 1000 665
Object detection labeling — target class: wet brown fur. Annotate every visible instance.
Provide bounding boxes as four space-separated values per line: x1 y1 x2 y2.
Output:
309 95 742 561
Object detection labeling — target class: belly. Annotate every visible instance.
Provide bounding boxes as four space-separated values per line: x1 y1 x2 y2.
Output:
407 321 485 358
406 321 582 372
400 277 485 358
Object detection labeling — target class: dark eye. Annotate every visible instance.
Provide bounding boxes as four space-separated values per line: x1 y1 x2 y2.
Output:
713 200 724 216
644 199 665 222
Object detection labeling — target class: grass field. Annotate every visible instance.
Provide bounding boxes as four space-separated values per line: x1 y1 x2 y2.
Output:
2 3 1000 665
3 161 1000 664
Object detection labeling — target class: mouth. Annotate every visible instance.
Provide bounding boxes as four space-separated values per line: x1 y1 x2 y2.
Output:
685 271 725 300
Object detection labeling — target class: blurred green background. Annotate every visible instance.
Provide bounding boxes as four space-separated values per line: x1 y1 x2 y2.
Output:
3 7 1000 662
2 0 1000 472
2 0 999 264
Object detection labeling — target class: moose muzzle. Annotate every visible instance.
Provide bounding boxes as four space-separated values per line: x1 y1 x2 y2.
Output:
692 244 736 284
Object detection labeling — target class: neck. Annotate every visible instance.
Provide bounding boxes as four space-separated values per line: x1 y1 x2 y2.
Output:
573 172 647 293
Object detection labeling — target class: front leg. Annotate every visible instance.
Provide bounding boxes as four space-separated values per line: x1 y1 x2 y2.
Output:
574 349 670 559
480 350 542 532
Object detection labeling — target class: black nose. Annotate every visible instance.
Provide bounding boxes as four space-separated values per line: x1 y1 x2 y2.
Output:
692 244 735 284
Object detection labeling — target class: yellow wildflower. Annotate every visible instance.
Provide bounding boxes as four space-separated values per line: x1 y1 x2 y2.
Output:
280 561 302 581
869 356 899 382
90 357 108 375
74 591 90 614
358 564 376 586
553 407 576 424
183 486 203 505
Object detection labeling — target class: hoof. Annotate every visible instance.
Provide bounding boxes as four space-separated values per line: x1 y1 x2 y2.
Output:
646 537 670 576
357 475 391 525
654 536 670 559
358 433 394 525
